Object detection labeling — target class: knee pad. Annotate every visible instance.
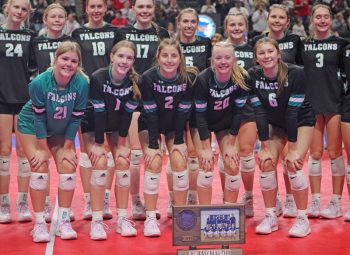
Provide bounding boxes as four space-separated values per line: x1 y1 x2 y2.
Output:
188 157 199 172
308 157 321 176
115 170 131 187
0 156 10 176
259 171 277 191
197 170 214 188
166 160 172 175
346 165 350 184
59 173 76 191
90 170 107 187
172 170 189 191
288 170 308 191
143 171 161 195
240 154 255 173
107 152 115 168
218 155 225 174
130 150 142 165
80 152 92 168
18 157 31 177
225 174 241 191
331 156 345 176
30 172 48 190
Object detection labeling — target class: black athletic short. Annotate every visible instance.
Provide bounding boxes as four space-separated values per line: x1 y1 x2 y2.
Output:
0 102 25 115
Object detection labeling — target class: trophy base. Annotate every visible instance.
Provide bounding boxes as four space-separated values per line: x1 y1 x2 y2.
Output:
178 248 244 255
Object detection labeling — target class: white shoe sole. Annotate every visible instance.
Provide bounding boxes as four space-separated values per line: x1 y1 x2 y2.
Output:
256 225 278 235
289 228 311 238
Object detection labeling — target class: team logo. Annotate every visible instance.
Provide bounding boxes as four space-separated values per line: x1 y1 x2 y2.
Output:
196 15 216 39
176 210 197 231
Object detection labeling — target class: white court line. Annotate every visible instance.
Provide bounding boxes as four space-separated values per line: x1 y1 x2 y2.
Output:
45 197 58 255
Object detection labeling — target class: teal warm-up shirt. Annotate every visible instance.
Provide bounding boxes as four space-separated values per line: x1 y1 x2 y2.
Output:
18 69 89 140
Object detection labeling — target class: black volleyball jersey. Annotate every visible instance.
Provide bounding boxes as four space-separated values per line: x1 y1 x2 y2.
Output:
248 65 308 142
234 42 254 70
72 24 119 76
139 67 194 149
32 34 71 74
116 25 169 74
0 27 35 104
194 67 248 141
89 67 138 144
179 36 212 72
301 36 348 114
252 32 302 65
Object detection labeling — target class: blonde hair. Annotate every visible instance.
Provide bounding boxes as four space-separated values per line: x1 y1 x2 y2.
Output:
176 8 199 41
308 4 333 40
43 3 67 22
110 40 141 100
224 12 248 43
155 38 198 86
253 37 288 95
53 41 88 81
212 41 249 90
3 0 32 18
268 4 290 33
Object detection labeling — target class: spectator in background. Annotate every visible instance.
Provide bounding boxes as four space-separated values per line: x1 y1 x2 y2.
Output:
0 11 5 24
201 0 217 14
229 0 249 17
167 21 176 38
216 0 231 33
162 0 180 24
31 0 48 32
121 0 136 24
63 12 80 35
333 12 347 34
251 1 268 37
111 10 128 27
113 0 129 10
211 32 223 45
105 0 116 23
339 15 350 39
294 0 310 33
292 16 307 38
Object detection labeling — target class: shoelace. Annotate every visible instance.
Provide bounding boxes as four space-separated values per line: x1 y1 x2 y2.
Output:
293 217 308 229
93 220 109 232
31 222 47 236
60 220 75 233
120 218 136 229
310 200 320 210
0 204 10 214
146 217 159 229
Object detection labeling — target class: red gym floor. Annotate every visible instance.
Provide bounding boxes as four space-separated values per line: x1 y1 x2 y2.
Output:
1 150 350 255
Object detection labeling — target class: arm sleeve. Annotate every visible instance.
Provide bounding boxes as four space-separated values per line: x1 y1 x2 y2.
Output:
29 79 48 139
250 92 269 141
65 77 89 140
229 88 248 135
195 76 210 141
140 76 160 149
90 75 106 144
174 82 194 144
285 69 305 142
119 97 139 138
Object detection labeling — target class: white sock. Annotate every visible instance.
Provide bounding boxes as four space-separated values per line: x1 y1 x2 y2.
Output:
311 193 321 201
146 211 156 219
245 191 253 197
104 189 111 203
298 210 307 218
0 194 10 204
92 211 103 221
58 207 71 223
35 211 46 224
117 208 128 218
331 194 341 203
132 194 141 204
265 207 275 216
17 192 28 204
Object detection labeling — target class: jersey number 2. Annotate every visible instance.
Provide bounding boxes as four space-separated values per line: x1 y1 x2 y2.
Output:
5 43 23 57
54 106 67 119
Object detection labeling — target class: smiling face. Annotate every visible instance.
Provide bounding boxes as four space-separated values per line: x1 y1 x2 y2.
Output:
6 0 30 27
86 0 107 26
158 45 181 78
44 7 66 34
312 6 332 37
54 51 80 81
225 14 247 43
268 7 289 34
133 0 155 27
212 45 236 79
177 12 198 42
255 41 280 76
110 46 135 80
